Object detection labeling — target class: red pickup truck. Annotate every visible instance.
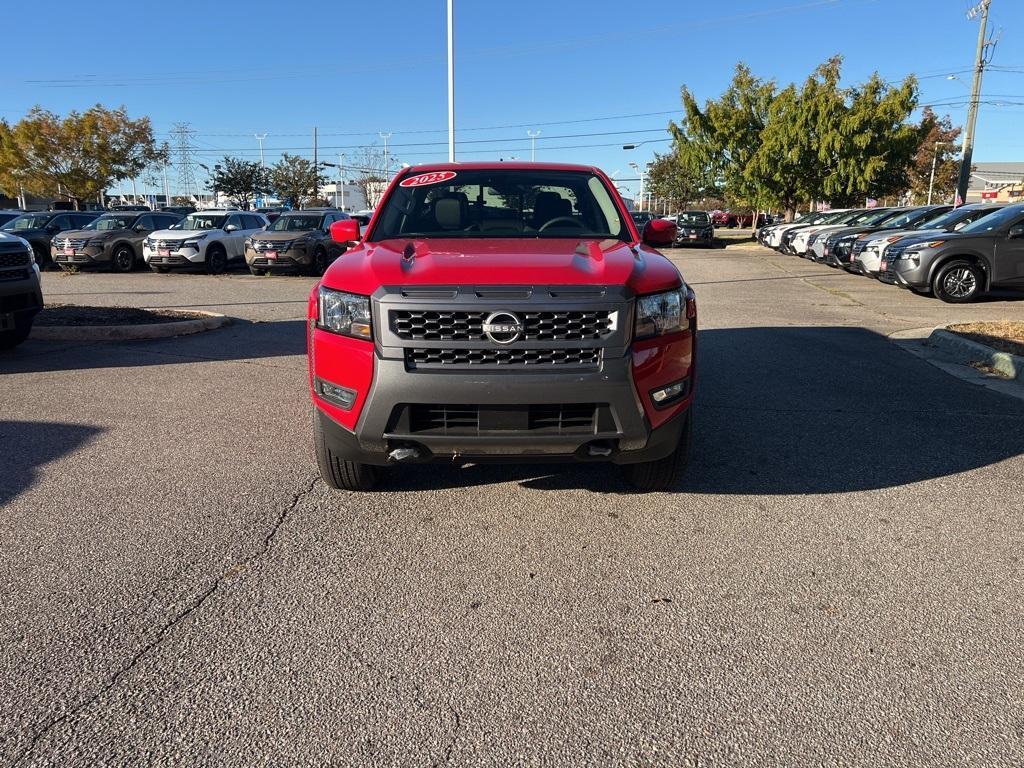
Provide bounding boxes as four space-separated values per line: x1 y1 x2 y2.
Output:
307 162 696 491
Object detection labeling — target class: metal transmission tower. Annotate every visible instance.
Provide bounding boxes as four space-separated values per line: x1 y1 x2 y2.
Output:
171 122 198 200
955 0 996 206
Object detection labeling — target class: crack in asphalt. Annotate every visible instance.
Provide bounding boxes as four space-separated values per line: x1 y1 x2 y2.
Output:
11 476 319 767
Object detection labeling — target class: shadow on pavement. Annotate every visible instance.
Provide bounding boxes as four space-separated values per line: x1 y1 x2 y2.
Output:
0 421 104 506
1 319 308 374
381 326 1024 495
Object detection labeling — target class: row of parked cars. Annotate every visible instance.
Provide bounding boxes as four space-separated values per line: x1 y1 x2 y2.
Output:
756 202 1024 303
0 207 361 277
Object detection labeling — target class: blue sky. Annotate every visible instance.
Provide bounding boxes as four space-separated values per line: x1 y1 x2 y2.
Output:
3 0 1021 200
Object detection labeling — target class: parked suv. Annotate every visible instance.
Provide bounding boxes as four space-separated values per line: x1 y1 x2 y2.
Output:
245 209 350 276
879 203 1024 302
1 211 99 269
0 232 43 349
308 162 694 492
673 210 714 246
51 211 183 272
144 210 267 273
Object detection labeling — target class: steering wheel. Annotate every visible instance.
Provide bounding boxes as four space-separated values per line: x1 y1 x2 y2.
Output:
538 216 585 232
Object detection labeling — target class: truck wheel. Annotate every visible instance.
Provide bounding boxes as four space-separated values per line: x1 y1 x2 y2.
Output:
0 322 32 350
314 410 378 491
933 260 983 303
621 411 692 492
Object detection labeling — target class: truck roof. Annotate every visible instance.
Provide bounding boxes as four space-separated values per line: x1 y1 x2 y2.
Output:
397 161 602 175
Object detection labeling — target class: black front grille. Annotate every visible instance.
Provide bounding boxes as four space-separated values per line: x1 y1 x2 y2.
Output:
406 346 601 369
0 291 40 313
0 250 30 267
392 309 614 342
401 403 601 436
149 254 190 266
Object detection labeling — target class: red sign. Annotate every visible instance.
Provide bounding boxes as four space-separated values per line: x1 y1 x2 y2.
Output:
981 191 998 200
399 171 457 188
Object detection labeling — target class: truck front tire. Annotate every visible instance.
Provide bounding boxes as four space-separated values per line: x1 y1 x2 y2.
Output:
314 410 378 491
620 410 692 492
0 322 32 350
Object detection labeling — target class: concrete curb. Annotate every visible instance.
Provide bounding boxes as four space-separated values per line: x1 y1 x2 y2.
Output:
928 327 1023 381
30 310 231 342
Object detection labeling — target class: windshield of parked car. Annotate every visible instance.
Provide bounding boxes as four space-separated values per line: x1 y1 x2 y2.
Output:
959 205 1024 234
677 211 710 226
1 213 53 231
848 208 896 226
270 215 322 231
84 215 136 231
371 169 628 241
180 214 226 231
878 209 929 228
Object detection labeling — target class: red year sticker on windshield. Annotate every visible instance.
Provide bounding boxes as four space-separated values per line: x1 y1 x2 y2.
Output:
399 171 458 188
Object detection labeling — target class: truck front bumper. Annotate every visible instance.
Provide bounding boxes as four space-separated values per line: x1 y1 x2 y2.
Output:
316 353 692 466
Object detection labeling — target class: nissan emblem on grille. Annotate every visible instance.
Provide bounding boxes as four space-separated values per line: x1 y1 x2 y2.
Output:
482 311 524 345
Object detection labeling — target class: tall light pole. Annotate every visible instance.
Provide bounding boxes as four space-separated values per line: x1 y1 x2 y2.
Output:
379 131 392 179
338 153 345 210
629 162 646 211
955 0 993 206
254 133 267 167
447 0 455 162
927 141 946 205
527 130 541 162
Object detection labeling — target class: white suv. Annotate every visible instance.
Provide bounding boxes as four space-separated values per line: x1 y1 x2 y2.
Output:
144 210 267 274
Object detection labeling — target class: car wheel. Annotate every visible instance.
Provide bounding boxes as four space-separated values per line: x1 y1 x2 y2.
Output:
111 244 135 273
308 247 328 276
205 245 227 275
249 267 267 276
933 260 983 303
32 244 50 271
620 410 692 492
314 409 378 491
0 322 32 350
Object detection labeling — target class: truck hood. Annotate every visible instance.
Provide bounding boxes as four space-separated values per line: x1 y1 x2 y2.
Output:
321 237 682 295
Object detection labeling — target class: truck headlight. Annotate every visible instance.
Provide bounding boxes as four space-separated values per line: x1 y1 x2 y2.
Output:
317 286 371 339
635 288 685 339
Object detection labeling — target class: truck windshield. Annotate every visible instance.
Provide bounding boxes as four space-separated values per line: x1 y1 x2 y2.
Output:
370 169 628 241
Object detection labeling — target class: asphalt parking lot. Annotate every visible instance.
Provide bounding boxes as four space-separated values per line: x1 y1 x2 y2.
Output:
3 244 1024 766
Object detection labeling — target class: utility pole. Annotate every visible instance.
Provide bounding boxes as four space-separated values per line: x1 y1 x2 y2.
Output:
338 153 345 210
254 133 267 167
447 0 455 162
171 122 197 200
927 141 946 205
162 162 170 207
313 127 319 201
527 130 541 162
379 131 392 179
955 0 993 206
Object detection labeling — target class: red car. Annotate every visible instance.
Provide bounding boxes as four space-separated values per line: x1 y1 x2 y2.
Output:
307 162 696 491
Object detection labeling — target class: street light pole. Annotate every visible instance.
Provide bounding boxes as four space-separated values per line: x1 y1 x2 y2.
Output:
955 0 993 206
927 141 946 205
379 132 392 179
527 130 541 162
254 133 267 167
447 0 455 162
338 153 345 211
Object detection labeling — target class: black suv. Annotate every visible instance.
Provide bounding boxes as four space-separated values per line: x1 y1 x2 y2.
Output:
0 231 43 349
1 211 99 269
52 211 183 272
244 209 350 276
880 202 1024 302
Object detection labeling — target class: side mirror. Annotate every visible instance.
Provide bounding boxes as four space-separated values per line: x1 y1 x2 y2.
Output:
224 224 238 232
330 218 361 244
1009 224 1024 239
641 218 676 247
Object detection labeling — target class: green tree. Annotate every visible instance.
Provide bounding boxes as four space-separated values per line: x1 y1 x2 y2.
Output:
823 72 919 205
670 64 776 227
0 105 167 210
905 107 962 204
645 151 718 211
207 156 269 210
269 153 326 209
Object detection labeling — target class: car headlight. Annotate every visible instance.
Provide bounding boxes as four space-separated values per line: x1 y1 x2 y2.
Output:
87 237 106 247
635 288 685 339
244 237 252 249
184 233 209 247
317 287 372 339
897 251 920 261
